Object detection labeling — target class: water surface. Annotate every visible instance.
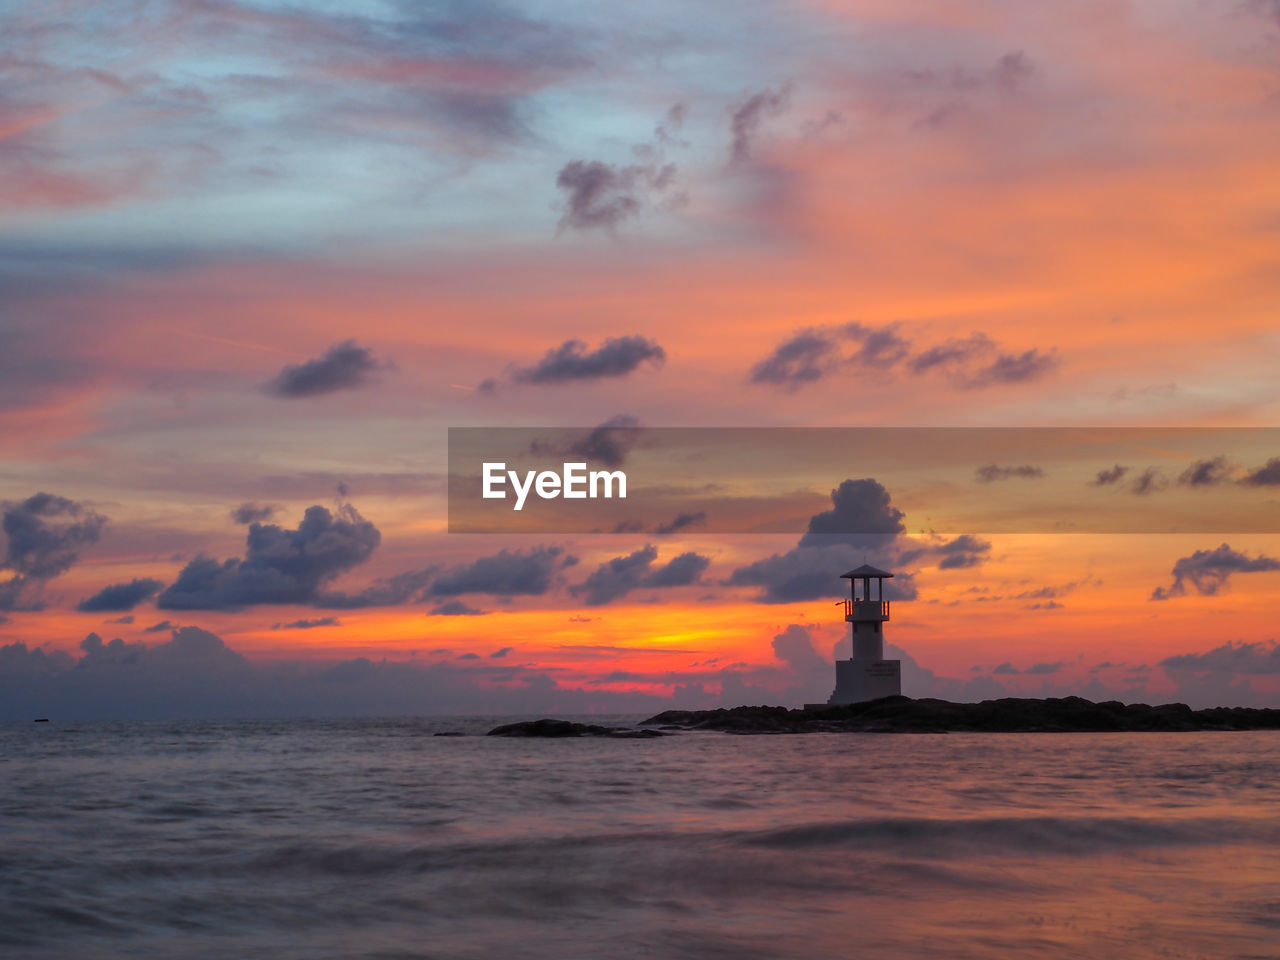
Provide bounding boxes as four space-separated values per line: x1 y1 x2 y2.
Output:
3 718 1278 959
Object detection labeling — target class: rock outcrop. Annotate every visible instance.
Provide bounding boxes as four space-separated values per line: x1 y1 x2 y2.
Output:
641 696 1280 734
487 718 666 738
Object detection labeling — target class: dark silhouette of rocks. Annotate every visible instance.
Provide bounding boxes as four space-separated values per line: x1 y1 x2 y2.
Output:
641 696 1280 734
487 718 666 738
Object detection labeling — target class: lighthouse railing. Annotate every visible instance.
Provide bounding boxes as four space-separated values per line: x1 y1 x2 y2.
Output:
842 599 890 620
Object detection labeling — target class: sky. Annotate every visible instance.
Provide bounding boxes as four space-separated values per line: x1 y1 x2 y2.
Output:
4 0 1280 718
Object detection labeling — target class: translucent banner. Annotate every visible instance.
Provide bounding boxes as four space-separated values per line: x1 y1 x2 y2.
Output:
448 427 1280 534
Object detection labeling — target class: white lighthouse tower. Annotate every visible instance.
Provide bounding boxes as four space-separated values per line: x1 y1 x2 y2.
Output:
811 564 902 706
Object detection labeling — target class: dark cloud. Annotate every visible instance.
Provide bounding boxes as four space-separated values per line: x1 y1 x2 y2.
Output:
156 504 381 610
1160 641 1280 675
567 415 642 468
748 331 838 390
729 86 789 165
107 615 134 624
750 324 1058 392
642 551 711 587
317 567 438 609
729 539 917 605
265 340 386 398
1027 661 1064 674
1092 464 1129 486
570 545 710 606
457 652 481 660
1150 543 1280 600
898 534 983 569
490 646 512 658
428 600 487 616
76 578 163 612
975 464 1044 483
799 479 906 545
1131 467 1168 496
750 322 907 388
509 336 665 385
555 105 685 232
961 348 1059 388
1026 600 1064 610
992 662 1019 675
231 502 276 524
271 617 340 630
1 493 107 610
770 624 826 673
841 322 911 366
906 333 994 374
730 479 917 603
531 415 643 469
429 546 574 597
655 511 706 535
143 620 174 633
555 160 644 231
1177 456 1232 487
1240 457 1280 487
898 534 992 570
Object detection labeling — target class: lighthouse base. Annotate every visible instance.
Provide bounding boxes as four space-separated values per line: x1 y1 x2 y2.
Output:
821 658 901 705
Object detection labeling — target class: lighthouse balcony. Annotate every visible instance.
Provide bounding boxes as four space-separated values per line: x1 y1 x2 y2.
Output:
843 599 890 621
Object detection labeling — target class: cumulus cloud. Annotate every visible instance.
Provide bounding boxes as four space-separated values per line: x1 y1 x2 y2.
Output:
1026 661 1064 674
842 322 911 367
746 323 907 389
906 333 994 374
1177 456 1232 487
770 623 826 673
428 600 487 616
76 577 163 612
156 503 381 610
317 567 438 609
730 479 918 603
530 415 642 468
1092 464 1129 486
1 493 107 610
1160 640 1280 675
506 336 666 385
430 546 575 597
899 534 992 570
231 502 276 524
570 545 710 606
975 464 1044 483
1150 543 1280 600
961 348 1059 388
1240 457 1280 487
749 324 1058 392
1131 467 1168 496
265 340 386 398
799 478 906 546
655 511 706 535
748 331 839 390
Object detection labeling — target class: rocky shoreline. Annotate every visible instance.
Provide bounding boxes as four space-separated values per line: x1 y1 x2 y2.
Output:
638 696 1280 734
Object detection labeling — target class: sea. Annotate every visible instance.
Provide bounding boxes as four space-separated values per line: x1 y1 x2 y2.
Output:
3 717 1279 959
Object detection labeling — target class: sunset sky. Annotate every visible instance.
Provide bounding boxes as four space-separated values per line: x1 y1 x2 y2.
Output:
4 0 1280 717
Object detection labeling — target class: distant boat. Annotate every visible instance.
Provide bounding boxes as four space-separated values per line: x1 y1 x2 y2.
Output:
33 718 49 723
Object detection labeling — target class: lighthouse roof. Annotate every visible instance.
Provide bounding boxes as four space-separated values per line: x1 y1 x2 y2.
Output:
841 563 894 579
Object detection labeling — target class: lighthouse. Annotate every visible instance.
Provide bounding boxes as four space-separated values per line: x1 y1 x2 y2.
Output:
810 563 903 706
